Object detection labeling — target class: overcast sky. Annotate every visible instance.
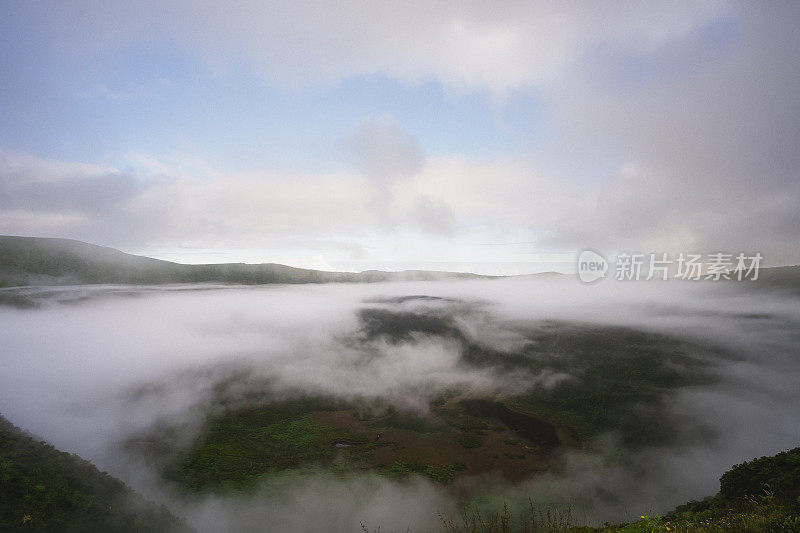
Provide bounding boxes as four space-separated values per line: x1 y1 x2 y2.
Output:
1 1 798 273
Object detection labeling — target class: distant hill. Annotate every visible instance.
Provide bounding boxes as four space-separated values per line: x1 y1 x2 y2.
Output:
749 264 800 292
0 236 493 287
0 415 189 532
2 236 796 290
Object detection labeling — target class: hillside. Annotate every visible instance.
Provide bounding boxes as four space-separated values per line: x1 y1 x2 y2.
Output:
3 407 798 531
431 447 800 532
593 446 800 532
0 236 490 287
748 264 800 293
0 415 189 532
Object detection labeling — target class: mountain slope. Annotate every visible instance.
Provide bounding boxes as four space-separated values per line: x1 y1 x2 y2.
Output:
749 264 800 292
0 236 491 287
0 415 189 532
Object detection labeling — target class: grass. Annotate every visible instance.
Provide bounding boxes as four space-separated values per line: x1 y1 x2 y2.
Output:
432 446 800 532
429 494 800 532
380 460 466 484
502 325 720 448
162 404 370 492
439 501 573 533
0 415 188 532
126 310 732 494
132 385 567 491
460 433 484 449
358 305 723 449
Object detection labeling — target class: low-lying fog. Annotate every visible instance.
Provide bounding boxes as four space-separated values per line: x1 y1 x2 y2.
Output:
1 278 799 532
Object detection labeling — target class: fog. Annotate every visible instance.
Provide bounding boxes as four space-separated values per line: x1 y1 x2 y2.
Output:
1 278 799 531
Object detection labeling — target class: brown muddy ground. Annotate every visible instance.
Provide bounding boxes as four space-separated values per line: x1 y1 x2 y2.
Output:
310 398 572 482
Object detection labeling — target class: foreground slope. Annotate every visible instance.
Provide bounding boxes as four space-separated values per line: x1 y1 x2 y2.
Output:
432 447 800 532
0 415 189 532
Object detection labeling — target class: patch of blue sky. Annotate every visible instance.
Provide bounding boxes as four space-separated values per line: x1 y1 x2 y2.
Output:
0 19 548 174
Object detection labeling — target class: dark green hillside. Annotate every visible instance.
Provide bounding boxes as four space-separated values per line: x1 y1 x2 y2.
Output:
426 447 800 532
602 447 800 531
564 447 800 532
0 415 189 532
1 235 794 290
719 447 800 502
0 235 489 287
747 264 800 293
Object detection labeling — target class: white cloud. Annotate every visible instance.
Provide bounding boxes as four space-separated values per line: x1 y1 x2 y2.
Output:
31 0 728 96
343 115 425 183
399 154 592 235
5 2 800 266
536 2 800 264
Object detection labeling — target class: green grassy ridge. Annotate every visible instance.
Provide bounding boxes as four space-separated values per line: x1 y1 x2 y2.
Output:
0 415 189 532
0 235 490 288
2 235 796 290
719 447 800 502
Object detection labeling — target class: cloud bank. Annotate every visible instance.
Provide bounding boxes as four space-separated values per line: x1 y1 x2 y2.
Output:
2 2 800 267
1 279 799 530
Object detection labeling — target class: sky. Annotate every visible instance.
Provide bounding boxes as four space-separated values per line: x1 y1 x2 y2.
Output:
1 1 799 273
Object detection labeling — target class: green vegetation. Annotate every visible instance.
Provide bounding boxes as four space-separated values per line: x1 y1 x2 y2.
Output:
4 239 799 530
600 447 800 532
460 433 484 449
0 415 188 532
360 304 721 448
431 447 800 532
372 410 444 433
159 402 371 492
462 322 720 447
127 311 731 495
719 447 800 502
129 386 565 492
0 235 489 288
7 399 798 533
134 394 554 491
0 234 795 290
381 460 466 484
435 498 799 532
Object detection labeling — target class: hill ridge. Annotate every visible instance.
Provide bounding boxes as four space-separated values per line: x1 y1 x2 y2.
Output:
0 235 496 287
